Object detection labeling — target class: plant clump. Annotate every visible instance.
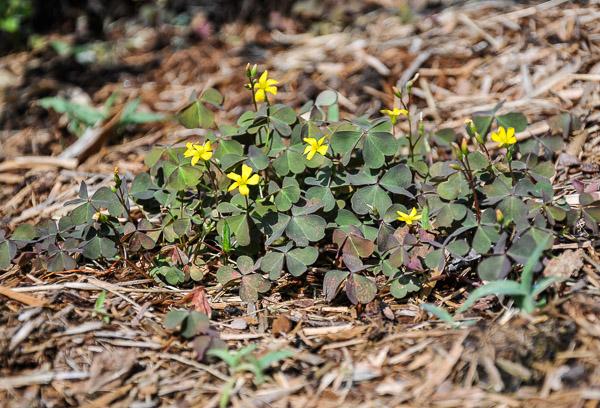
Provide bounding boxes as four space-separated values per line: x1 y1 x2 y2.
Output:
2 66 599 313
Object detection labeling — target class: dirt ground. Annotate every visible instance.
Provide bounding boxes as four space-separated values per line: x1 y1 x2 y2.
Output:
1 1 600 407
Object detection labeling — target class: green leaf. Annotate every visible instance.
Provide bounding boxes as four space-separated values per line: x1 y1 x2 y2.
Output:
261 251 285 280
11 224 36 241
0 239 16 270
236 255 255 275
163 162 203 191
177 99 214 129
477 255 511 280
47 251 77 272
305 185 336 212
458 280 528 313
498 196 528 223
257 349 294 370
92 187 125 217
164 309 189 330
351 185 391 216
390 276 420 299
286 246 319 277
181 312 210 338
151 266 185 285
496 112 527 132
270 104 297 124
285 214 326 247
473 114 494 139
240 274 271 303
335 209 361 226
331 130 362 156
315 90 338 106
437 173 469 200
216 265 241 285
246 145 269 171
200 88 224 106
447 239 469 257
272 150 306 177
379 164 412 194
466 151 489 172
274 178 301 212
472 225 500 255
219 214 251 247
362 131 398 169
83 236 117 260
436 203 467 228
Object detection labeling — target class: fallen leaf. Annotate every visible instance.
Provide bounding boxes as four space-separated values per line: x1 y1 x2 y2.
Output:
190 286 212 315
543 249 583 280
272 314 292 336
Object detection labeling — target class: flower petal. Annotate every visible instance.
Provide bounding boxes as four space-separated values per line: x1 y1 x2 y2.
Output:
241 164 253 180
246 174 260 185
266 86 277 95
239 184 250 196
303 145 312 155
228 181 239 192
191 155 200 166
254 89 265 102
227 172 241 181
317 145 328 156
304 137 316 145
306 149 316 161
200 151 212 161
259 70 268 85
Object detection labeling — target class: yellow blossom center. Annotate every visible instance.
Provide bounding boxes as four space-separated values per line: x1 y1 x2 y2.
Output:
303 136 329 160
253 71 278 103
184 141 213 166
490 126 517 148
227 164 261 196
381 107 408 125
396 207 422 225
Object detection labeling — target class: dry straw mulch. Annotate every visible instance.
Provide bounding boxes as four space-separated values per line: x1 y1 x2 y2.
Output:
1 0 600 406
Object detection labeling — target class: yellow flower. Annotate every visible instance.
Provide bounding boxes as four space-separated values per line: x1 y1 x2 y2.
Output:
396 207 422 225
490 126 517 148
227 164 260 196
184 141 213 165
253 71 278 103
380 107 408 125
303 136 329 160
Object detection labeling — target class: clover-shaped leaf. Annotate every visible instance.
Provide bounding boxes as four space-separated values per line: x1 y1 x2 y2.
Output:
345 274 377 304
216 265 241 286
240 274 271 303
82 235 118 260
478 255 511 280
351 185 391 216
150 265 185 285
332 226 375 258
0 234 16 271
390 275 420 299
272 177 301 212
323 270 350 302
379 164 413 195
261 244 319 279
246 145 269 171
272 146 306 177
